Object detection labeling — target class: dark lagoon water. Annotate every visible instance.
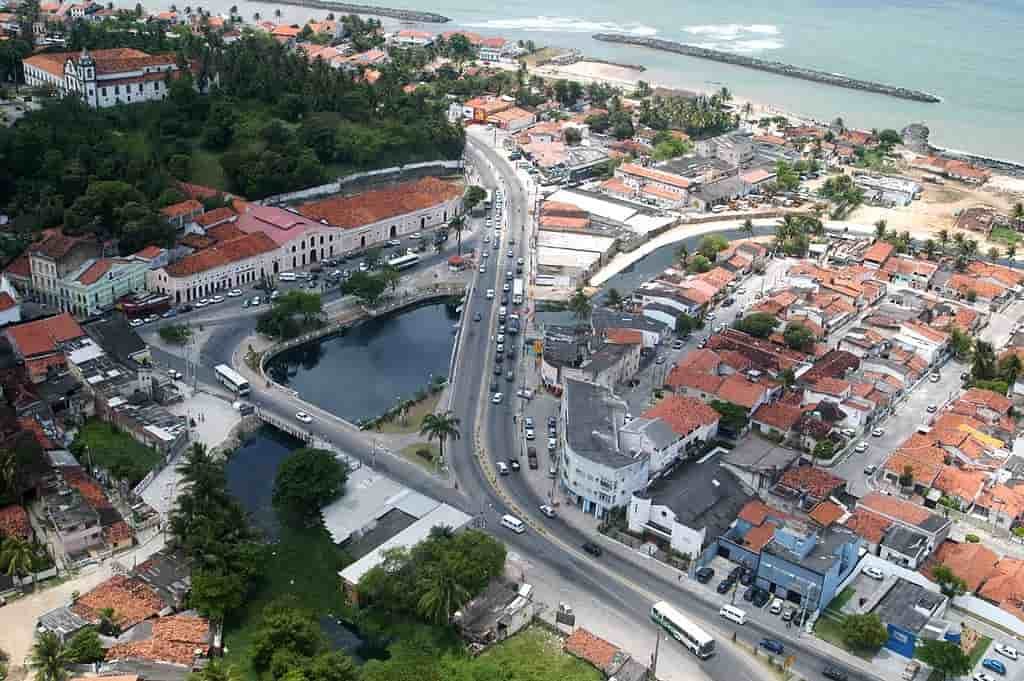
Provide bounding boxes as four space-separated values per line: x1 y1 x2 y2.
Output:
266 303 459 424
224 426 302 540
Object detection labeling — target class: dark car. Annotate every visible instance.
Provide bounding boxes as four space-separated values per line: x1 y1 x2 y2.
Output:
507 348 516 359
474 312 482 322
752 588 772 608
740 568 755 586
505 370 514 381
495 353 504 364
716 578 734 595
743 585 756 602
509 459 520 472
729 565 743 581
490 381 499 392
548 416 557 428
759 639 784 655
582 542 603 557
493 366 502 375
823 666 849 681
527 447 538 469
695 567 715 584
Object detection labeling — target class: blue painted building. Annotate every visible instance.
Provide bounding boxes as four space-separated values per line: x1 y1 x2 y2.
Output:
757 526 861 612
872 578 949 658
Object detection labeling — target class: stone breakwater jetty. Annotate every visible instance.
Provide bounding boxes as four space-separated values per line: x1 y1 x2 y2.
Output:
271 0 449 22
592 34 941 103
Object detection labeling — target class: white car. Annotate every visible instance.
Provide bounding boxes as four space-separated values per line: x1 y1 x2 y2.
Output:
547 437 557 451
387 239 401 247
482 251 490 258
211 295 225 304
168 369 182 380
496 334 505 344
862 565 885 580
195 299 209 308
974 674 997 681
854 442 869 453
227 289 242 297
129 318 144 327
295 411 313 423
503 283 511 292
539 504 556 518
486 289 495 300
994 643 1020 660
359 262 369 272
145 314 159 323
496 344 504 353
930 372 941 382
479 265 487 273
491 392 503 404
871 428 885 437
525 427 535 440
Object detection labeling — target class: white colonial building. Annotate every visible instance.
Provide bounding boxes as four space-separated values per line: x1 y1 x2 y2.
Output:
23 47 180 108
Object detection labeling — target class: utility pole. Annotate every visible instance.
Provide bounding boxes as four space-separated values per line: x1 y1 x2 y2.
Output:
650 632 661 678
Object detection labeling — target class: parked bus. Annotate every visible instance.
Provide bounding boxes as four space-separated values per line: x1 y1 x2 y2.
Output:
512 278 524 306
386 253 420 271
484 189 494 211
214 364 250 396
650 601 715 659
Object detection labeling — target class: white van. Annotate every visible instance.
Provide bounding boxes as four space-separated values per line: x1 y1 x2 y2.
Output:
501 514 525 533
279 272 297 282
719 605 747 625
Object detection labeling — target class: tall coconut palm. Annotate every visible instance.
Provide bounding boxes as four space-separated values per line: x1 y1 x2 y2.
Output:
960 238 978 259
0 448 17 499
448 216 466 256
419 411 461 467
1008 243 1017 263
1013 202 1024 229
873 219 887 241
273 8 281 18
989 246 1001 261
923 239 938 260
1 537 36 582
937 229 950 247
29 632 68 681
568 288 591 327
416 567 470 625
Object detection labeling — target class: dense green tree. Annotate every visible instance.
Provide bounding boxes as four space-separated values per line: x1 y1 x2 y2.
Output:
29 632 68 681
972 340 998 381
735 313 779 338
605 288 624 310
188 660 241 681
709 400 749 434
0 536 36 580
783 322 815 352
932 564 968 597
64 629 103 664
251 600 328 672
273 448 349 520
949 328 973 360
698 234 728 260
340 271 387 306
686 254 712 273
813 440 835 459
916 640 971 681
676 314 698 336
840 613 888 652
568 288 591 326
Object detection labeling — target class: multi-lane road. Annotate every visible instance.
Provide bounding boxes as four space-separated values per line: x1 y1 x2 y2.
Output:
141 134 881 681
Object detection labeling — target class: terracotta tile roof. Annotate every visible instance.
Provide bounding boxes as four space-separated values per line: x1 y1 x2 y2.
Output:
883 256 938 279
7 313 84 357
967 260 1024 287
902 320 949 344
164 233 278 278
979 559 1024 619
195 206 237 228
809 500 845 527
104 520 132 545
298 177 461 229
926 541 999 593
933 467 987 502
751 401 803 431
716 373 769 409
678 349 721 373
0 504 30 539
73 575 163 628
152 614 210 644
564 628 619 669
844 508 892 544
665 366 724 393
206 222 246 242
717 349 755 373
778 466 844 500
4 254 31 279
542 201 588 218
744 521 777 552
859 491 936 527
0 292 17 312
605 328 643 345
642 395 720 437
959 388 1013 415
862 241 894 264
978 484 1024 521
948 273 1006 300
808 376 850 397
737 499 774 526
133 246 164 260
29 229 93 261
161 199 203 219
75 259 113 286
176 181 226 201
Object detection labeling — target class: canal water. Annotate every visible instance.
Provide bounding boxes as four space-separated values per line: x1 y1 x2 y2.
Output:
595 225 775 303
266 302 459 424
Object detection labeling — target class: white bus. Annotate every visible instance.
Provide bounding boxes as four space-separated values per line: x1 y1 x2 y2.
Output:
650 601 715 659
214 364 250 396
386 253 420 271
512 278 524 306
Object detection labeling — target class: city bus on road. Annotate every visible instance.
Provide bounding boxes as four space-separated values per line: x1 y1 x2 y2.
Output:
650 601 715 659
386 253 420 271
215 364 250 397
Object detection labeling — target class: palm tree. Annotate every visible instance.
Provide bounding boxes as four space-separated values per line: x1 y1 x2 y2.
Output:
606 288 623 310
0 448 17 499
419 411 461 468
273 8 281 19
1008 243 1017 262
741 217 754 238
252 11 260 21
960 238 978 259
1013 202 1024 229
97 607 120 635
448 217 466 256
228 4 237 16
190 660 240 681
873 219 887 241
938 229 950 247
923 239 938 260
568 288 591 327
741 101 753 120
676 243 689 264
1 537 36 584
29 632 68 681
416 568 469 625
989 246 1001 261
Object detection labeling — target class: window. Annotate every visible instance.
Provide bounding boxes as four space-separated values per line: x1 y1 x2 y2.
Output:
114 85 120 94
101 86 107 96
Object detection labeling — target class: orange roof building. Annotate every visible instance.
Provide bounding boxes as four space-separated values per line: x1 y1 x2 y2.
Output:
298 177 462 230
642 395 720 437
925 541 999 593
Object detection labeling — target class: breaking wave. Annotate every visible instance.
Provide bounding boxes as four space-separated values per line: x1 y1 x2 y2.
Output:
683 23 783 51
462 16 658 36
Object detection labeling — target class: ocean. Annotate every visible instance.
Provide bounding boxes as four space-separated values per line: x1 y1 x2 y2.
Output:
159 0 1024 163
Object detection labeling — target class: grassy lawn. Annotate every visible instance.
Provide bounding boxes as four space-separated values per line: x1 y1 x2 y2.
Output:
969 635 993 667
990 226 1021 245
474 627 602 681
377 392 442 434
72 419 163 485
223 521 353 680
812 612 875 661
399 442 441 472
825 586 855 614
